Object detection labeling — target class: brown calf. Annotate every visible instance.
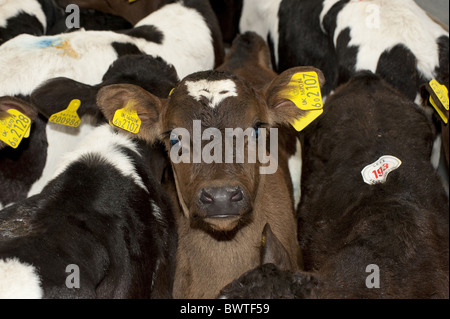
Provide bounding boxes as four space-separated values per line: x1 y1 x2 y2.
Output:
96 51 324 297
217 32 305 210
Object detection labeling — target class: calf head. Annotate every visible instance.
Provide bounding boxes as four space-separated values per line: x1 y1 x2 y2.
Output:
97 67 324 234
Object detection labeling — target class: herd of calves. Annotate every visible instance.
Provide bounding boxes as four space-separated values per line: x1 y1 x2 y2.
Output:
0 0 448 299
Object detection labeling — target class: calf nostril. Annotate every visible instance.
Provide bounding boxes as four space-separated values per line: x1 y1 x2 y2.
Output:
200 189 214 204
230 189 243 202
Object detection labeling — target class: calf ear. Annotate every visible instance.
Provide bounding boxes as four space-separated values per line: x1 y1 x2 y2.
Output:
264 66 325 127
0 96 38 149
97 84 164 144
260 223 294 271
30 77 100 119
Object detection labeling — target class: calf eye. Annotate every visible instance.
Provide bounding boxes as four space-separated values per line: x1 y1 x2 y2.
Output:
251 123 262 140
170 132 181 146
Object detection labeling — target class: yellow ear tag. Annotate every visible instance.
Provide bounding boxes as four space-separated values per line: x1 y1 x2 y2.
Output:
49 99 81 127
261 235 266 247
429 80 449 124
0 109 32 149
111 101 141 134
285 72 324 131
129 0 137 3
168 88 175 97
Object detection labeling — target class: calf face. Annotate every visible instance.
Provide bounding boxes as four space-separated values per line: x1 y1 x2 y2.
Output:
97 66 324 235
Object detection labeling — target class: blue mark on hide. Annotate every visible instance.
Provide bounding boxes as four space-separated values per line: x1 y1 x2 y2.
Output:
35 38 63 48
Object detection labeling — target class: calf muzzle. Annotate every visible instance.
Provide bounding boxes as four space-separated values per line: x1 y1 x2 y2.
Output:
194 185 252 232
199 186 245 218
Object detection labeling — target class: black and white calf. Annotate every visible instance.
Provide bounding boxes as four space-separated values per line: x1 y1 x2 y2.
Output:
0 54 178 209
238 0 449 100
238 0 338 96
320 0 449 102
0 124 177 298
0 0 222 98
0 0 63 45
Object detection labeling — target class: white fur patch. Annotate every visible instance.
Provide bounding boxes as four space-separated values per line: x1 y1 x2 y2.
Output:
0 0 47 31
328 0 448 79
52 125 148 192
135 2 215 79
288 139 302 208
27 115 98 198
240 0 282 66
0 258 43 299
0 31 123 96
431 134 442 170
185 79 238 108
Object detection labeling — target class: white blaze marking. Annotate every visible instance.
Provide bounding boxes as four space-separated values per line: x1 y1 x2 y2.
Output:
185 79 238 109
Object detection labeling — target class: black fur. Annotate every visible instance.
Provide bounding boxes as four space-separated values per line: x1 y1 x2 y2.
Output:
0 129 177 298
376 44 420 101
0 13 44 45
298 72 449 298
277 0 339 96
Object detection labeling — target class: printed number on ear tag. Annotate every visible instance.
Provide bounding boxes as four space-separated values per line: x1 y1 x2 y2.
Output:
111 101 141 134
0 109 32 149
286 72 324 131
49 99 81 127
361 155 402 185
429 79 449 124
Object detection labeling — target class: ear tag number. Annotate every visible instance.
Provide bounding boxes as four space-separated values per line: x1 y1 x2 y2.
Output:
49 99 81 127
286 72 324 131
429 80 449 124
111 100 141 134
361 155 402 185
0 109 32 149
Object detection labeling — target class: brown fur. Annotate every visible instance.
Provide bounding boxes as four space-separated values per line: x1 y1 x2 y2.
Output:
97 31 326 299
